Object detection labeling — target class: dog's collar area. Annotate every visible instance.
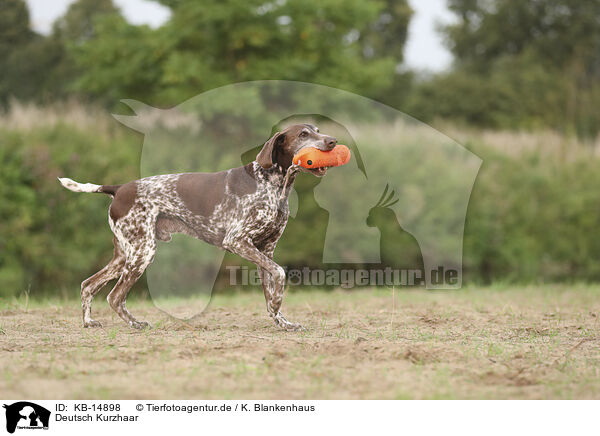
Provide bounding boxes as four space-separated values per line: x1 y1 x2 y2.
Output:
253 161 298 200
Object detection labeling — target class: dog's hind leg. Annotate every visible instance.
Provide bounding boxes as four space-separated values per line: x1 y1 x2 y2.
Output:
106 236 156 329
81 237 125 328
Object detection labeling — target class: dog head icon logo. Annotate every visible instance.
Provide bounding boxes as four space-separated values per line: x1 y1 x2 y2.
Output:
3 402 50 434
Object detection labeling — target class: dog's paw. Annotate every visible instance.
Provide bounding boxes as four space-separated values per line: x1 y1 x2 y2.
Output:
284 322 306 332
274 314 306 332
130 320 151 330
83 319 102 328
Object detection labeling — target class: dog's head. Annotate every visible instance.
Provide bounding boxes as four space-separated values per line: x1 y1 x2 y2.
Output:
256 124 337 177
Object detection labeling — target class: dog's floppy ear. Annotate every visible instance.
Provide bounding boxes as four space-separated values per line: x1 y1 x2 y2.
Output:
257 131 284 169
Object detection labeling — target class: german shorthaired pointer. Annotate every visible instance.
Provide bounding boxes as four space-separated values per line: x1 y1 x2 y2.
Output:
59 124 336 331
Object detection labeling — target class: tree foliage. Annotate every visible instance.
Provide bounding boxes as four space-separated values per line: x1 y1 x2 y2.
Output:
0 0 121 104
3 0 596 135
410 0 600 136
53 0 118 43
69 0 412 107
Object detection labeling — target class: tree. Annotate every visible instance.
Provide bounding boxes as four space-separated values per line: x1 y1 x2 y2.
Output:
0 0 36 103
70 0 413 107
49 0 121 101
0 0 31 50
444 0 600 73
411 0 600 136
0 0 121 104
53 0 118 43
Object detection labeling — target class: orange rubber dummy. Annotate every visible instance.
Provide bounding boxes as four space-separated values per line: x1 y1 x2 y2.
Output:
292 144 351 169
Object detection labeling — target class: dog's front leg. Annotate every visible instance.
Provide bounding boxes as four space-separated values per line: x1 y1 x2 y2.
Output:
224 237 304 331
257 266 304 331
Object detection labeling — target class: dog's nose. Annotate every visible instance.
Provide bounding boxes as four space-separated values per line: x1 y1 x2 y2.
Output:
325 136 337 150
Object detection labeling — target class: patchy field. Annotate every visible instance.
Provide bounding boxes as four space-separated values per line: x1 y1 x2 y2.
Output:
0 286 599 399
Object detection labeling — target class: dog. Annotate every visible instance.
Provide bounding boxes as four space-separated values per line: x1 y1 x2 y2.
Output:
59 124 336 330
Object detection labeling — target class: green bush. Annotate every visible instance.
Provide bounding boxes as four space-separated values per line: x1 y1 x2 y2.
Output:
2 106 600 297
0 116 140 298
464 139 600 283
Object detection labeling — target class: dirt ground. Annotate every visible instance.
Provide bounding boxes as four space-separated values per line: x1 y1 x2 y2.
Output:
1 285 599 399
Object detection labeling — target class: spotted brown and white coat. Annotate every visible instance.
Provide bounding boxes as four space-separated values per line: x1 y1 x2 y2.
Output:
59 124 337 330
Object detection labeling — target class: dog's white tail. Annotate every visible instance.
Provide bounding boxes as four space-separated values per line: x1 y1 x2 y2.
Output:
58 177 102 193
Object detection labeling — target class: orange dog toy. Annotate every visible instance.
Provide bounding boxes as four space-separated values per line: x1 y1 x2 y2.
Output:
292 144 351 168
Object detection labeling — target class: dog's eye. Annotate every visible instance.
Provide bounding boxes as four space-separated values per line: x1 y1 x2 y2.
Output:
300 131 308 137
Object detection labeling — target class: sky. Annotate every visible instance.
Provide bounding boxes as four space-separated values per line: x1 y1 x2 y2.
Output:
24 0 454 72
